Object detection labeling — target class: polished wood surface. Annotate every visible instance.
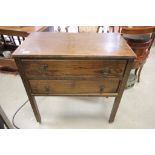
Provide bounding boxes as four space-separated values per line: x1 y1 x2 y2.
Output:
13 33 136 58
13 33 136 123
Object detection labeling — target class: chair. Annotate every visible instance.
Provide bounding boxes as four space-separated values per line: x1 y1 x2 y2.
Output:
107 26 115 32
55 26 70 32
0 29 29 73
78 26 101 33
101 26 119 33
55 26 102 33
120 27 155 82
0 29 28 49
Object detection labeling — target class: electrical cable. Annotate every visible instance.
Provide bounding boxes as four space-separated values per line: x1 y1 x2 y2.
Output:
12 99 29 129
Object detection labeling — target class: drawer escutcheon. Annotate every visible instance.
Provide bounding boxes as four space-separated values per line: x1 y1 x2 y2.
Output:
39 64 48 72
44 85 50 93
101 67 110 76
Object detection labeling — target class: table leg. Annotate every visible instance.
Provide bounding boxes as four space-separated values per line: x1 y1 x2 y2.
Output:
14 58 41 123
28 95 41 123
109 59 134 123
109 95 121 123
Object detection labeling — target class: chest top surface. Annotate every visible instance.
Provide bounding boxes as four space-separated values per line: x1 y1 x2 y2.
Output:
13 32 136 59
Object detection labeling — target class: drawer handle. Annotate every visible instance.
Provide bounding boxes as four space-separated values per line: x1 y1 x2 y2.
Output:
44 86 50 93
39 64 48 72
100 86 104 93
100 67 110 76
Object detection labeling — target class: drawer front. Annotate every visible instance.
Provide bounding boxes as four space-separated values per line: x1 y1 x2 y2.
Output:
22 59 127 79
29 79 120 94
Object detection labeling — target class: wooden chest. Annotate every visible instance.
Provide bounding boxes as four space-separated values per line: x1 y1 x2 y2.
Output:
13 32 136 123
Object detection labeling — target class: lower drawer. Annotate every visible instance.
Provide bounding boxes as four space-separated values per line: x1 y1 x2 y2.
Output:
29 79 120 94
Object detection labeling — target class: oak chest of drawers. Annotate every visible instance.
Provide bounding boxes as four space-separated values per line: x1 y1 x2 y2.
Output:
13 32 136 123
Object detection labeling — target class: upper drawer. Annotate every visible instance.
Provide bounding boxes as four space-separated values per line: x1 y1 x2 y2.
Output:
21 59 127 79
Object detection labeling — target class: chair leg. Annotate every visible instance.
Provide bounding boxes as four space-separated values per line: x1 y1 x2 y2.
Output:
135 68 138 76
137 66 143 82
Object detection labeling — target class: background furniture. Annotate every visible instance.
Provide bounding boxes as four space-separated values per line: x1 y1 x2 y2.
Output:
55 26 117 33
56 26 102 33
0 29 29 73
0 26 48 33
13 33 135 123
78 26 100 33
120 26 155 82
0 26 48 73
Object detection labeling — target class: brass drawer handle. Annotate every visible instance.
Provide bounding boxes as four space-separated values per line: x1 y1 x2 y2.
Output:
39 64 48 72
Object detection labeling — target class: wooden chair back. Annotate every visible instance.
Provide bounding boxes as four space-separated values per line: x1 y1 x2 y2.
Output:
56 26 102 33
78 26 100 33
120 26 155 82
0 29 29 51
121 27 155 64
121 26 155 34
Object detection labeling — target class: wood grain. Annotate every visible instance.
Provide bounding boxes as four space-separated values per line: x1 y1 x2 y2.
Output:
29 79 120 94
22 59 127 79
13 33 136 59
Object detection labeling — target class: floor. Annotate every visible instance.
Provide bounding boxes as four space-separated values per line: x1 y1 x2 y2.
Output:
0 47 155 129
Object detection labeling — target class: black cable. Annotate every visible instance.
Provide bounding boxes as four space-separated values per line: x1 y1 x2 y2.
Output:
12 99 29 129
